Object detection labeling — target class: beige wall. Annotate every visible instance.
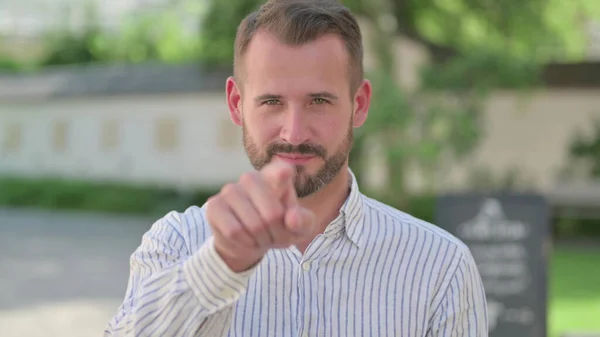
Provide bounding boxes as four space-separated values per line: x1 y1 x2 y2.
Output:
1 89 599 192
363 89 600 194
0 94 253 190
436 89 600 192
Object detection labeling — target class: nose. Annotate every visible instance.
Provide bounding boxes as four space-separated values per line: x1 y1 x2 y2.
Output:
279 105 309 145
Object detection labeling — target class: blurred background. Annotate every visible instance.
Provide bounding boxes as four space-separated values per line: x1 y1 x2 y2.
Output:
0 0 599 336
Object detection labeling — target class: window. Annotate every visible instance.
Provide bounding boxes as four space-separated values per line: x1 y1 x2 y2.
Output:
52 120 68 153
155 118 179 152
100 119 119 151
2 122 22 153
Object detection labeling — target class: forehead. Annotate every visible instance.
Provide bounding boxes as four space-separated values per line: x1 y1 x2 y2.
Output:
241 30 350 96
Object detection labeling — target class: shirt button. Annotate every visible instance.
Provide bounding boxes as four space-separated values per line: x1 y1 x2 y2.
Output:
302 262 310 271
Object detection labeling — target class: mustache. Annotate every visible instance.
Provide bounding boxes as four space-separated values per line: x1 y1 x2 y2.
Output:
266 142 326 158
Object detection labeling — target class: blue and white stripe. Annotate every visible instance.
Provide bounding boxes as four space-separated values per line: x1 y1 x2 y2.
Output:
105 171 488 336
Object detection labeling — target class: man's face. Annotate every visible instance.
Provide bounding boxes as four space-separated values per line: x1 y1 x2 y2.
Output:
227 30 370 197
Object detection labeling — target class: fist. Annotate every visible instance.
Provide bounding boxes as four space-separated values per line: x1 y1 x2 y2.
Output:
206 161 316 272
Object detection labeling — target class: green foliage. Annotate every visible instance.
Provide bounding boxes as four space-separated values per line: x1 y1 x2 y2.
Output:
1 175 596 238
197 0 263 68
105 10 203 64
2 0 598 71
420 49 542 91
39 3 108 66
406 0 596 62
545 0 600 61
347 0 600 63
554 217 600 238
0 55 34 73
414 0 556 59
41 29 106 67
0 176 218 216
568 119 600 178
402 194 436 223
4 1 205 69
354 67 485 196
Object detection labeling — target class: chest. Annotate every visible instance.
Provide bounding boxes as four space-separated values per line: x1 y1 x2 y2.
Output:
227 238 435 337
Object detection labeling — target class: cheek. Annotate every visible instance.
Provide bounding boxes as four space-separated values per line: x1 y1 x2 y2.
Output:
315 116 348 146
244 113 280 144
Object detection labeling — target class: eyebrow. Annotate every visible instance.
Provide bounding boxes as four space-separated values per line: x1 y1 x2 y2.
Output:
254 94 282 103
309 92 338 100
254 92 339 102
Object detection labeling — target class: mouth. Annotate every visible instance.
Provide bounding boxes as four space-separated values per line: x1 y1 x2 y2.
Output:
274 153 316 165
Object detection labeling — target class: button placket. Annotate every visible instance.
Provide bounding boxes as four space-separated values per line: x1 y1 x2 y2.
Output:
296 259 311 337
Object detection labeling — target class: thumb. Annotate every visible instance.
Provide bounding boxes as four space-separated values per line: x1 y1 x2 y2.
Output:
284 205 316 236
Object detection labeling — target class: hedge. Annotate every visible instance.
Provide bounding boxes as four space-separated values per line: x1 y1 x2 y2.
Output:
0 176 218 216
1 176 598 238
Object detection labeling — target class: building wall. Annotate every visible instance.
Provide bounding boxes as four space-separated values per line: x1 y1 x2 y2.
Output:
440 89 600 192
0 93 253 190
1 88 599 192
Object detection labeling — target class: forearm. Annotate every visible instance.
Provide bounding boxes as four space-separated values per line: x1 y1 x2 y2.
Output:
105 237 255 337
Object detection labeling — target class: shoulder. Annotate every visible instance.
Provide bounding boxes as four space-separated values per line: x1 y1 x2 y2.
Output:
359 195 483 303
361 194 472 260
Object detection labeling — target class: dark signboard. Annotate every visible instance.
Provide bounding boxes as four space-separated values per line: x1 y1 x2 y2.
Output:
436 194 550 337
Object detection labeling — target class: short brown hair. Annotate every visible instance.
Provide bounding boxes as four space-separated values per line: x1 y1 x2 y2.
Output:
233 0 364 93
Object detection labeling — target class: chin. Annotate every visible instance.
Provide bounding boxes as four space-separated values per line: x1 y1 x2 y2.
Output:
293 161 323 175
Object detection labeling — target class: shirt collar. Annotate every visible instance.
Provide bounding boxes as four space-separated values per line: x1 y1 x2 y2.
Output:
322 168 365 247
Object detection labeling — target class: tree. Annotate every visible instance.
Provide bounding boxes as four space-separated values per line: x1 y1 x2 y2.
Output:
567 119 600 178
197 0 591 203
197 0 263 68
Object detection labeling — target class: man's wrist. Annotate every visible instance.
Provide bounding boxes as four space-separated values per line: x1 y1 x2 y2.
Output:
183 236 259 313
214 244 264 273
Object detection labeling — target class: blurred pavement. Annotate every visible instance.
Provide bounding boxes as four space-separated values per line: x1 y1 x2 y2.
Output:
0 208 153 337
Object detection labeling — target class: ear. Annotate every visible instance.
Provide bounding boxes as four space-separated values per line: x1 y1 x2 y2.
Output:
226 76 243 126
352 79 371 128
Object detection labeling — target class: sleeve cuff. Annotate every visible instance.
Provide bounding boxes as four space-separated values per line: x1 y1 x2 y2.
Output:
183 236 258 313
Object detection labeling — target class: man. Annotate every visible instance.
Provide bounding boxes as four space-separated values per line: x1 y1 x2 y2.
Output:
104 0 488 336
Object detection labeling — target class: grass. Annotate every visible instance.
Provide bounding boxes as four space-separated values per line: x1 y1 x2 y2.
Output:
550 247 600 337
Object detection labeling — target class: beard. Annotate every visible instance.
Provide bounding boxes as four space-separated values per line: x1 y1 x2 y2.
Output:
243 121 353 198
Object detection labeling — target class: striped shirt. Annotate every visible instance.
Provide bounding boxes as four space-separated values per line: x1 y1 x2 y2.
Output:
104 171 488 336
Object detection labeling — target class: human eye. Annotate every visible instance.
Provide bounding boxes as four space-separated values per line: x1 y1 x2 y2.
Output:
263 99 282 106
311 97 330 105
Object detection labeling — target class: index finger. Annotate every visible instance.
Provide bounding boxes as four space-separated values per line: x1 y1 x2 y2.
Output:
281 178 297 209
260 160 295 198
284 205 315 236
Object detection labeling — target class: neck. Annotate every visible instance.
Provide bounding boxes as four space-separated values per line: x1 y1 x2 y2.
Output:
296 167 351 247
